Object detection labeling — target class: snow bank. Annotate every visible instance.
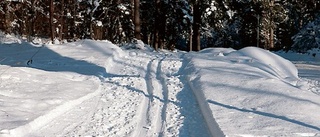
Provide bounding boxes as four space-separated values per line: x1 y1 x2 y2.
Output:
199 47 235 55
186 74 225 137
1 38 319 137
0 39 125 137
120 39 154 52
184 47 320 136
190 47 300 86
4 85 103 137
227 47 300 86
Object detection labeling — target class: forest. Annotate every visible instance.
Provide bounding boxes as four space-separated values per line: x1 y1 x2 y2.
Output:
0 0 319 52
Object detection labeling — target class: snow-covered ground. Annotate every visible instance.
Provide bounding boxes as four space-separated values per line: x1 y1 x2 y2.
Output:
186 48 320 137
0 35 319 137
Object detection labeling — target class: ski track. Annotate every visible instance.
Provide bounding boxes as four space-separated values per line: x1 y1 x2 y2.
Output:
5 82 104 137
132 57 155 137
29 49 211 137
296 63 320 95
157 56 169 137
133 55 166 137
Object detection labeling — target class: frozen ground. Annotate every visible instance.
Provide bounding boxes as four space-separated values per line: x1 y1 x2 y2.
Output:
0 35 319 137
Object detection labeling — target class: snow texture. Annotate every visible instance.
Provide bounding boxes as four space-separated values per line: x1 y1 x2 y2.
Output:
0 36 320 137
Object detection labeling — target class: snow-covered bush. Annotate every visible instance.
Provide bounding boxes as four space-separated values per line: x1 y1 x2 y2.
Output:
0 31 22 44
120 39 154 51
292 16 320 52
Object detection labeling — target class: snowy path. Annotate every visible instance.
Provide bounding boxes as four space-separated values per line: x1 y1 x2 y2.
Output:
31 49 210 137
296 63 320 81
296 63 320 95
2 40 320 137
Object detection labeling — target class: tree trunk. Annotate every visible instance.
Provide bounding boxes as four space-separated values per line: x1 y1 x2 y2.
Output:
257 14 260 48
134 0 141 40
90 0 94 39
71 0 77 40
26 18 32 42
189 26 193 51
269 23 274 49
267 0 274 49
59 0 64 41
188 6 193 51
4 1 11 34
50 0 55 42
154 30 159 50
159 14 166 49
29 0 36 42
192 0 201 51
153 0 161 50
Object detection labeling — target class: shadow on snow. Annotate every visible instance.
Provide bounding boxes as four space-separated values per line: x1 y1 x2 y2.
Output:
176 54 211 137
207 99 320 131
0 41 107 77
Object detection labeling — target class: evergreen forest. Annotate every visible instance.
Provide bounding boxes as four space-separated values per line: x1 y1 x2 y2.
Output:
1 0 319 52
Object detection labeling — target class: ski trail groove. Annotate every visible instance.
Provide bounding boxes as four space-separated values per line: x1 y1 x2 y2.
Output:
132 58 155 137
145 58 157 131
145 58 160 136
27 49 214 137
146 58 156 101
149 58 162 136
134 55 168 137
157 56 169 137
7 84 104 137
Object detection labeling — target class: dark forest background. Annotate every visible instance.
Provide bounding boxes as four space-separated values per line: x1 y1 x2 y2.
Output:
0 0 319 52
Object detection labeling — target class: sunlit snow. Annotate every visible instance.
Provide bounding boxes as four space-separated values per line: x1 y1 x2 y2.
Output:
0 35 319 137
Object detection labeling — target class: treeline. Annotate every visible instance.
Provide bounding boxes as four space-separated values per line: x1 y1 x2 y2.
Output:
0 0 319 51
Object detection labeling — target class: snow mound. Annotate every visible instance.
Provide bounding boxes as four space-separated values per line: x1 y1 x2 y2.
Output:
184 47 320 136
227 47 300 86
80 39 125 57
121 39 154 51
0 32 22 44
0 39 125 137
199 48 235 56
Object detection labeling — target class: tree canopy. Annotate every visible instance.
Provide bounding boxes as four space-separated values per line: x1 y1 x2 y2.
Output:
0 0 319 52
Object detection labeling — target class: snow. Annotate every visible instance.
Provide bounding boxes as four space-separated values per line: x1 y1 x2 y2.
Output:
0 36 320 137
96 21 103 27
227 47 299 86
0 33 21 44
275 49 320 65
185 48 320 136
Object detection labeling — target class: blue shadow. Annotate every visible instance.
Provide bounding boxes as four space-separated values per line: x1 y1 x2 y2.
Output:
0 42 107 77
207 99 320 131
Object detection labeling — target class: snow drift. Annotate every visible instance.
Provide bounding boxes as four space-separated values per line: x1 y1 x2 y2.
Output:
0 39 125 136
185 47 320 136
227 47 300 86
1 38 319 137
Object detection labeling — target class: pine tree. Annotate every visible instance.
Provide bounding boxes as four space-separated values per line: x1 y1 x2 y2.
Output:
202 0 234 48
258 0 286 49
292 15 320 52
228 0 258 48
266 0 320 50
